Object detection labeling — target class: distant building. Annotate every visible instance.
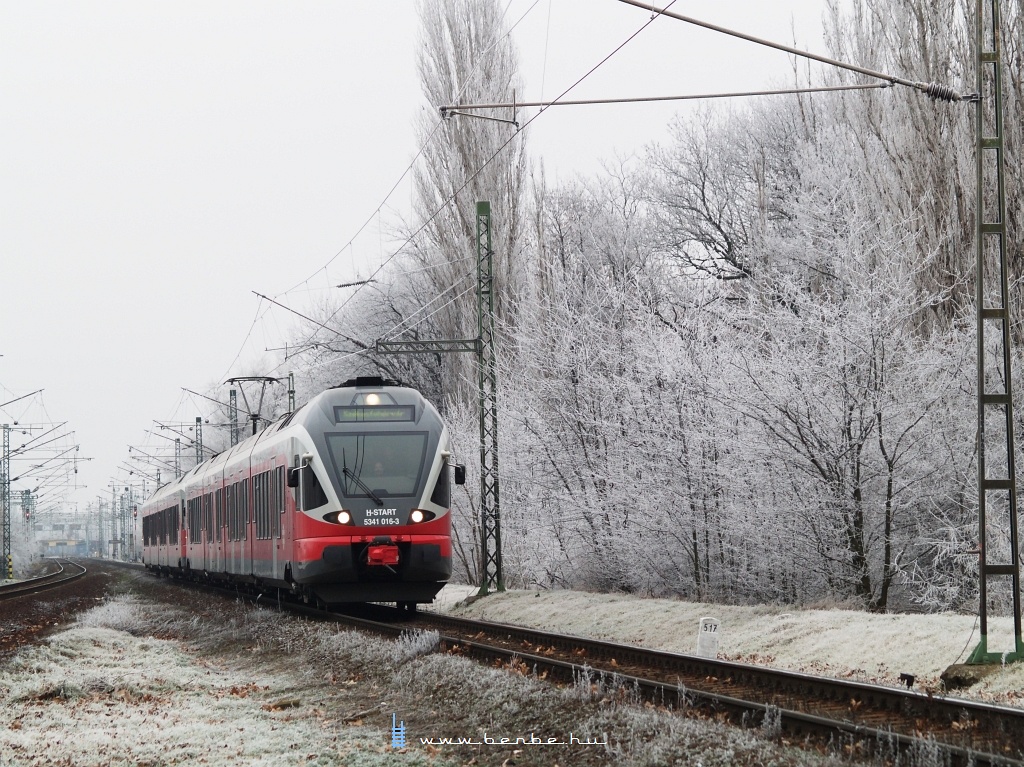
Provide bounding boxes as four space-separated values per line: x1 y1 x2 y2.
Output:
31 510 89 557
29 501 138 560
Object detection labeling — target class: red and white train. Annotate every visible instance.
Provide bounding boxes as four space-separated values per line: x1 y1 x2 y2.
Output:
140 377 460 608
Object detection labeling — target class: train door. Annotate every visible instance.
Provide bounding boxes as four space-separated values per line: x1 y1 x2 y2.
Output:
225 466 236 573
274 463 286 582
227 468 243 575
178 500 186 570
282 445 301 582
242 474 252 578
186 493 202 573
201 492 212 573
250 463 267 580
224 467 251 578
211 484 223 573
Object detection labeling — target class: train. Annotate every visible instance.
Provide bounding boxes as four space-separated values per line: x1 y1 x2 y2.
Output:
140 377 461 609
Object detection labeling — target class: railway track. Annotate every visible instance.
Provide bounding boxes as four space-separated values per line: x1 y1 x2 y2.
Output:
151 575 1024 766
0 558 121 662
315 605 1024 767
404 611 1024 766
0 559 87 601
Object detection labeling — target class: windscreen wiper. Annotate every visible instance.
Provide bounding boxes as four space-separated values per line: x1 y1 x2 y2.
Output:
343 466 383 506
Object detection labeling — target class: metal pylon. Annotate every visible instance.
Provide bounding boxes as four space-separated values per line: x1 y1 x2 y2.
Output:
2 425 10 578
229 389 239 446
476 200 503 595
194 417 203 466
375 200 504 594
969 0 1023 664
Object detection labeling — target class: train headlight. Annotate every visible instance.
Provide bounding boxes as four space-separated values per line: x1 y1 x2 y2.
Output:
323 510 353 525
365 393 381 406
410 509 424 524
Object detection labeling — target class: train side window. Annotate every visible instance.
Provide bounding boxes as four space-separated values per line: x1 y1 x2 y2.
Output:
301 467 328 511
429 466 451 508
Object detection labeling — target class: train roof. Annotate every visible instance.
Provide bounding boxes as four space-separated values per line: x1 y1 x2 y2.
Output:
140 379 438 508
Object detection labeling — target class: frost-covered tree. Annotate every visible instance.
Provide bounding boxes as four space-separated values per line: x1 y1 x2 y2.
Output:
379 0 530 403
271 0 1022 611
290 0 529 407
647 101 807 282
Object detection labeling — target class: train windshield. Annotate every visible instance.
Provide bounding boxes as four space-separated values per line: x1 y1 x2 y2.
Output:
324 432 428 498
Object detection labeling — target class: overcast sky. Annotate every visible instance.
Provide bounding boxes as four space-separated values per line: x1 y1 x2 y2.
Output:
1 1 832 512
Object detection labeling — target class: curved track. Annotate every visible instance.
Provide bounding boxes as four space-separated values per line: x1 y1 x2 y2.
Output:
0 559 87 601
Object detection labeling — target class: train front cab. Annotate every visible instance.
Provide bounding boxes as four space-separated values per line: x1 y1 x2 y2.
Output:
290 430 462 606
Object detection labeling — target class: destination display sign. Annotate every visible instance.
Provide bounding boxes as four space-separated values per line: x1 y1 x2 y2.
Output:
334 405 415 423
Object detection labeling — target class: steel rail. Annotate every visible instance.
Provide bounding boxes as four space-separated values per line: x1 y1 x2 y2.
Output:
0 558 87 601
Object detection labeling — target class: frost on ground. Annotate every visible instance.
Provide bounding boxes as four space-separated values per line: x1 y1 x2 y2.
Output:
0 595 443 767
445 588 1024 704
0 585 879 767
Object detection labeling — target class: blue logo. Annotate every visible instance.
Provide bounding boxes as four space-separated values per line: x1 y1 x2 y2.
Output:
391 712 407 749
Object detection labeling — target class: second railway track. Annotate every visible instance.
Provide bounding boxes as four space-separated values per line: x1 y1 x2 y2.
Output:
0 558 88 601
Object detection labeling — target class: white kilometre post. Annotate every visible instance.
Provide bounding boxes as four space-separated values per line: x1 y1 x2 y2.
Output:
696 617 720 659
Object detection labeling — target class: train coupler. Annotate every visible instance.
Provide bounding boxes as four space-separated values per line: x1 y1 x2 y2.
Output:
367 536 400 567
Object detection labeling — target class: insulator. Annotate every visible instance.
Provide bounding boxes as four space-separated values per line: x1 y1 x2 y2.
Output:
923 82 960 102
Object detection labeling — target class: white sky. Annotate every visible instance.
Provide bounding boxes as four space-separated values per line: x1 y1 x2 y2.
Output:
0 1 832 511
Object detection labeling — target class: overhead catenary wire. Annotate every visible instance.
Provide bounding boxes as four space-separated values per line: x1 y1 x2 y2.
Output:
127 445 179 473
235 3 555 375
289 279 482 373
0 389 44 414
277 0 683 366
229 0 924 404
9 428 73 458
182 387 262 423
223 0 659 381
253 292 373 354
380 281 479 342
273 0 545 302
366 0 977 371
443 5 975 118
10 445 80 482
261 268 477 366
